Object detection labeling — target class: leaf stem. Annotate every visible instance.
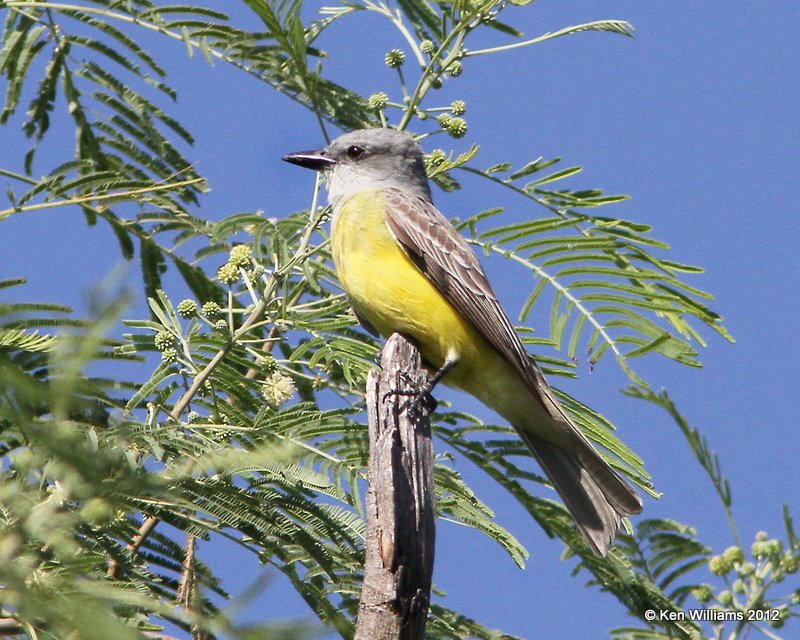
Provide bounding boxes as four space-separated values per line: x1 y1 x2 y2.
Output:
0 168 38 185
464 20 634 57
473 240 622 358
0 177 206 220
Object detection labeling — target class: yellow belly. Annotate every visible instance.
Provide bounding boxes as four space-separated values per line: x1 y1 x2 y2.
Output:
331 189 489 389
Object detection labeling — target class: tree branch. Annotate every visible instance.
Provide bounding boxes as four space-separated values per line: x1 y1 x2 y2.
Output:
354 334 436 640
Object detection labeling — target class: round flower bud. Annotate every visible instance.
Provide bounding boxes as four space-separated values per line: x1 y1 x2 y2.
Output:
765 538 783 560
154 330 174 351
723 546 745 565
752 540 769 560
447 60 463 77
161 347 178 364
780 551 798 573
261 371 296 408
229 244 252 268
717 590 734 606
450 99 466 115
178 299 198 318
446 116 468 139
202 301 221 318
692 584 713 603
420 39 435 55
738 561 756 578
385 49 406 68
214 319 228 332
427 149 447 166
732 579 746 594
259 353 278 374
437 113 452 128
771 606 789 629
709 554 732 576
217 262 240 285
755 531 769 542
368 92 389 111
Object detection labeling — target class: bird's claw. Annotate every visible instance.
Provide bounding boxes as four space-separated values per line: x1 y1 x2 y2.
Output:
383 375 437 418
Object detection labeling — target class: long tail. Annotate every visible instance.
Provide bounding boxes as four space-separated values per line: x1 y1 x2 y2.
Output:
517 429 643 555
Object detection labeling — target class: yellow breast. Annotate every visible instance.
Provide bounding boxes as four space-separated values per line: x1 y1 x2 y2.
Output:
330 188 540 429
330 189 484 379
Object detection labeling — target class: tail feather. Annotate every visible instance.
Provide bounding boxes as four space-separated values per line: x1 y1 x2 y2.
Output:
519 431 643 556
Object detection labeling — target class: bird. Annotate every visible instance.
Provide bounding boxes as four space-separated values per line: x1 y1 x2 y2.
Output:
283 127 642 555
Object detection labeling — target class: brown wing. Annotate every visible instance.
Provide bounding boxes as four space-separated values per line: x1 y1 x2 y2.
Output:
381 187 565 418
382 188 645 533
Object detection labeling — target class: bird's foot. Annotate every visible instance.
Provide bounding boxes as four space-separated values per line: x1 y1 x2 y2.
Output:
383 373 437 418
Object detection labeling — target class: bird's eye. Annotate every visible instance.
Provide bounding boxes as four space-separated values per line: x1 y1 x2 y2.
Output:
346 145 365 160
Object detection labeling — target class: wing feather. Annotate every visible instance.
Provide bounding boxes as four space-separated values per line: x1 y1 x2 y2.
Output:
382 188 644 530
382 187 563 416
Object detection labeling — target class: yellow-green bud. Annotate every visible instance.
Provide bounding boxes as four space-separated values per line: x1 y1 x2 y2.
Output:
261 371 296 408
217 262 240 285
229 244 252 268
723 545 745 565
446 116 468 139
765 538 783 559
450 99 466 115
385 49 405 68
752 540 769 559
427 149 447 166
214 319 228 332
732 579 746 594
709 554 732 576
420 39 435 55
368 92 389 111
162 347 178 364
738 561 755 578
259 353 278 374
187 411 202 423
781 551 798 573
693 584 713 603
154 330 174 351
755 530 769 542
202 301 221 318
447 60 463 77
177 299 198 318
771 606 789 629
437 113 452 128
717 590 734 606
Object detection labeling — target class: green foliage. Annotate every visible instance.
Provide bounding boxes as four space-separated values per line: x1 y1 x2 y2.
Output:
0 1 794 639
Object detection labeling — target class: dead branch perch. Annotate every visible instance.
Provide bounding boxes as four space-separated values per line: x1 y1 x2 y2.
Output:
354 334 436 640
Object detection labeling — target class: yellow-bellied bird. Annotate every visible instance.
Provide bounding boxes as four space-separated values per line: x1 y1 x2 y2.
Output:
284 128 642 554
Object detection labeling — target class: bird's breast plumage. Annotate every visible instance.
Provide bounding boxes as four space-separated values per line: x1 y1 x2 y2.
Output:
331 188 484 379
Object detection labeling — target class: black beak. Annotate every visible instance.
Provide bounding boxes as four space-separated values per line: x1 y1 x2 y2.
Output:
282 150 336 171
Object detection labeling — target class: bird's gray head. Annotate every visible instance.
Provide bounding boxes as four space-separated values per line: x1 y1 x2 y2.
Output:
283 128 432 206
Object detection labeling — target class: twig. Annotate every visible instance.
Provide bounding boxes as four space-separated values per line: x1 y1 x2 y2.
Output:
177 534 198 608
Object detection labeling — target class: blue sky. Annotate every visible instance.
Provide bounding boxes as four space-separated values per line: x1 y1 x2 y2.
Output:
2 2 799 638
